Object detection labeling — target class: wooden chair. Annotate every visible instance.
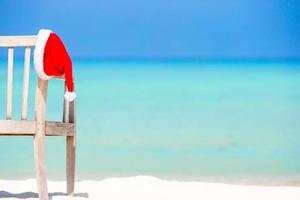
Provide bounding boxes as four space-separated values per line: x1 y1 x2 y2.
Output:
0 36 76 200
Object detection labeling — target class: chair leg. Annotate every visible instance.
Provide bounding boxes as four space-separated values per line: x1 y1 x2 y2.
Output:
34 134 49 200
66 135 76 195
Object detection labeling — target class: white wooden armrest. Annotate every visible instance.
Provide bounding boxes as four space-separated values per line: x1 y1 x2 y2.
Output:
0 120 75 136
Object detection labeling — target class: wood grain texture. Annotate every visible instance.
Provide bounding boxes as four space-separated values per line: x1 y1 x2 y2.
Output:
65 98 76 195
21 47 31 120
6 47 14 119
0 120 75 136
0 36 36 47
33 78 49 200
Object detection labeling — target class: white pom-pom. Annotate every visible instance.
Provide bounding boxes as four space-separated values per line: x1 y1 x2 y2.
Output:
64 91 76 102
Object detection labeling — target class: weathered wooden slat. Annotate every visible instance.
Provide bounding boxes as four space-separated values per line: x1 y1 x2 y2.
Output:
63 87 70 123
7 47 14 119
0 120 33 135
47 121 75 136
66 100 76 195
0 36 36 47
34 78 49 200
21 47 31 120
0 120 75 136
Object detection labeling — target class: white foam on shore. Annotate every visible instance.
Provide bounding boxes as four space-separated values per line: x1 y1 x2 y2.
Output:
1 176 300 200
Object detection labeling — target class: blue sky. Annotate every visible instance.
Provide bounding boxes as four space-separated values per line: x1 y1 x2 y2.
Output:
0 0 300 59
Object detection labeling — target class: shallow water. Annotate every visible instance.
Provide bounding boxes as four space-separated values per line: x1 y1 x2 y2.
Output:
0 60 300 182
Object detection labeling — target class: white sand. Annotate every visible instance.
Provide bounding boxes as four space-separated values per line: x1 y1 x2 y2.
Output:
0 176 300 200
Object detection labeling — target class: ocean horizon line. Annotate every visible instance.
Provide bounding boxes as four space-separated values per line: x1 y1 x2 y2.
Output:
71 58 300 64
71 57 300 62
3 55 300 63
2 58 300 69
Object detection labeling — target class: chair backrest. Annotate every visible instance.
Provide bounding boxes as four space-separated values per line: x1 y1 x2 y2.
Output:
0 36 40 120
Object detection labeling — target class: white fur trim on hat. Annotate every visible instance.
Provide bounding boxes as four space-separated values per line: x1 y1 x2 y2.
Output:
64 91 76 102
34 29 53 80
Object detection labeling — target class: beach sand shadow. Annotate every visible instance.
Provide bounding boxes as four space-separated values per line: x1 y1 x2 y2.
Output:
0 191 89 199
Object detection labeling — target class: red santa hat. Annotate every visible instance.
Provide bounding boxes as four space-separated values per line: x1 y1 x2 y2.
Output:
34 29 76 101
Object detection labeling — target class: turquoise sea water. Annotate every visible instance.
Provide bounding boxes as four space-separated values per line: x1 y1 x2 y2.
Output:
0 60 300 183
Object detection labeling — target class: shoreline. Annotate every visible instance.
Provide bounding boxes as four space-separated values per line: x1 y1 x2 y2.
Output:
2 174 300 186
1 176 300 200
